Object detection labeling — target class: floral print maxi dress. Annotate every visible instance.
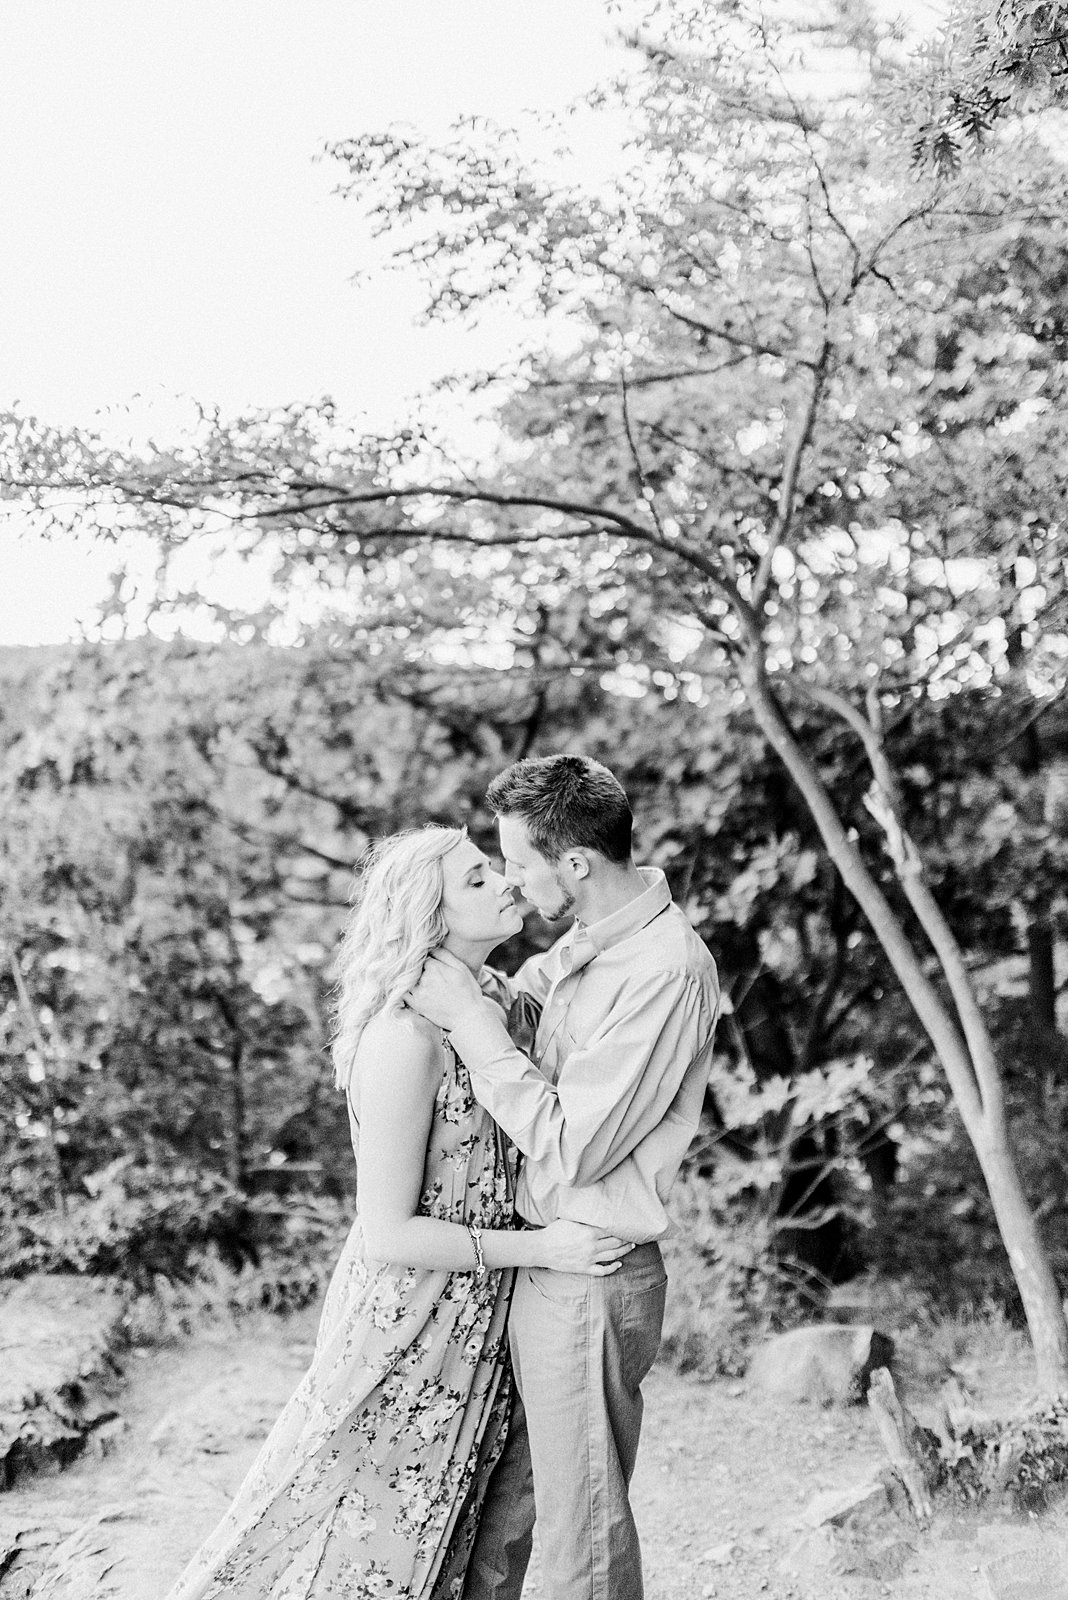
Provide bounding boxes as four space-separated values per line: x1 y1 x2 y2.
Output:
165 1037 516 1600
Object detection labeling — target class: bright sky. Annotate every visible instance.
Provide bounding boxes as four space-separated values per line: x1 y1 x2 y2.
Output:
0 0 625 644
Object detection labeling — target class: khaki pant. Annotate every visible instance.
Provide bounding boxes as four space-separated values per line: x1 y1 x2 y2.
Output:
463 1242 667 1600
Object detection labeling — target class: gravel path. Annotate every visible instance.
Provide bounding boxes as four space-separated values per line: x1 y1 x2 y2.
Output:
1 1304 1064 1600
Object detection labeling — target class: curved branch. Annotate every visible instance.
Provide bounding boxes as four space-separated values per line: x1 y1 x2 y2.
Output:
738 664 984 1131
223 483 658 540
788 677 1007 1136
227 475 768 642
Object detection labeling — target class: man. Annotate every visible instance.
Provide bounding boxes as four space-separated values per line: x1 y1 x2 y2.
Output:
408 754 719 1600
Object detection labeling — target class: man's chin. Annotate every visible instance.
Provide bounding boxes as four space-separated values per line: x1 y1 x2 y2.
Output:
534 899 574 923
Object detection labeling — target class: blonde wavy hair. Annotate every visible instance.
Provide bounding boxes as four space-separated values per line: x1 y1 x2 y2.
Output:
331 825 466 1092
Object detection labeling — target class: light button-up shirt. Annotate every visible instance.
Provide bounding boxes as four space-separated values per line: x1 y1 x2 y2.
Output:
446 868 720 1242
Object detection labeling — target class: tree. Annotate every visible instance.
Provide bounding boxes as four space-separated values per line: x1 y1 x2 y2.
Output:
324 0 1068 1386
5 1 1068 1382
907 0 1068 174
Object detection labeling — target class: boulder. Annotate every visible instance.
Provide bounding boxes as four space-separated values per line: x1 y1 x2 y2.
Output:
0 1274 128 1487
982 1542 1068 1600
799 1480 889 1528
747 1324 894 1404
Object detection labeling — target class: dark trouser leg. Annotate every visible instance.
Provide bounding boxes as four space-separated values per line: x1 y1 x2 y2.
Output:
462 1379 535 1599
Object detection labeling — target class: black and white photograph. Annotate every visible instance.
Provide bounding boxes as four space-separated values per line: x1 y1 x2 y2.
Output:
3 3 1068 1597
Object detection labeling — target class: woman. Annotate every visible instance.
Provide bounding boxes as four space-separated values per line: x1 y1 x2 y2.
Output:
165 826 629 1600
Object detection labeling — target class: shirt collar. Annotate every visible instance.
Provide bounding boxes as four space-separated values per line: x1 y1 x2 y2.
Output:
558 868 671 976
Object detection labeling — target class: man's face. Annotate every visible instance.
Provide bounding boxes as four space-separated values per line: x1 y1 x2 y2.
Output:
497 814 578 923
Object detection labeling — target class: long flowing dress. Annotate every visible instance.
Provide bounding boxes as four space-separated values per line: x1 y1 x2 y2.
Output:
165 1034 516 1600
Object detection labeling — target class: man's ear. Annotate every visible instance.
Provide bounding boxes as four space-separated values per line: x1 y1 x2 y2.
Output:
563 850 591 881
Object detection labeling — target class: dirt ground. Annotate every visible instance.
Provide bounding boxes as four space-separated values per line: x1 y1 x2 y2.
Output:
1 1302 1066 1600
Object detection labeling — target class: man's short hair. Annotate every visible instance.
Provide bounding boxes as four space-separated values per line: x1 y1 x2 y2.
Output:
486 754 633 864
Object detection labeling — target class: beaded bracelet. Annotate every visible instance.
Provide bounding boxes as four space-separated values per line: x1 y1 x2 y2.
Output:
466 1221 486 1282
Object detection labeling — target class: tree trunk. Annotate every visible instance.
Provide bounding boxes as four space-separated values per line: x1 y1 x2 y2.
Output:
973 1126 1068 1388
229 1034 247 1191
1028 917 1057 1037
739 661 1068 1391
1024 912 1065 1110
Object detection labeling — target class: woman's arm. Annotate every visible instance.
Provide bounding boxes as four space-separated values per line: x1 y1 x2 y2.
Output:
354 1013 628 1275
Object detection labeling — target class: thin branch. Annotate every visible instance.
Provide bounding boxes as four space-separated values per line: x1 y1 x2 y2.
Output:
536 357 751 390
823 978 885 1044
619 370 669 544
987 680 1068 759
634 281 808 365
798 895 852 1072
646 420 776 506
751 337 831 611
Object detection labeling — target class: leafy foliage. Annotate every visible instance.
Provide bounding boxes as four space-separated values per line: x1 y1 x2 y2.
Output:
907 0 1068 176
659 1167 813 1378
2 0 1068 1370
2 1157 253 1286
0 630 911 1292
932 1392 1068 1509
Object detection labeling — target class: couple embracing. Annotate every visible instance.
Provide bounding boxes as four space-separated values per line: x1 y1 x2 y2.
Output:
167 754 720 1600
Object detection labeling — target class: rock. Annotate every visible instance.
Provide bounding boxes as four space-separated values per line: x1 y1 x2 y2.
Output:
25 1507 126 1600
982 1542 1068 1600
782 1512 914 1591
747 1324 895 1404
799 1480 889 1528
0 1502 98 1598
825 1274 880 1324
778 1526 838 1586
700 1540 738 1565
0 1274 128 1488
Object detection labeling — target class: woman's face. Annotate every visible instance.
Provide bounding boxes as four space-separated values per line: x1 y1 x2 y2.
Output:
440 839 524 950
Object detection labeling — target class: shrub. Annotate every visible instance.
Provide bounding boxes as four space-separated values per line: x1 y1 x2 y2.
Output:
659 1168 829 1378
919 1391 1068 1512
0 1156 258 1286
122 1198 352 1346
